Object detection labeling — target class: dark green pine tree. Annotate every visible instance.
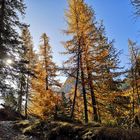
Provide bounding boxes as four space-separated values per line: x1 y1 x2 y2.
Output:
0 0 25 58
0 0 26 106
131 0 140 16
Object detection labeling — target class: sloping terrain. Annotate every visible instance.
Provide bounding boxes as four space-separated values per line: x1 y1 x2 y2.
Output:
0 121 37 140
0 120 140 140
13 120 140 140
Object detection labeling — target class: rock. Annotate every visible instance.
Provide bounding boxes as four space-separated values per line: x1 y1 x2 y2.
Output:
0 121 37 140
0 104 25 121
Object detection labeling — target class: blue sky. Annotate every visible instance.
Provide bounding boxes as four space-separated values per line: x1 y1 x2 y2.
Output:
24 0 140 68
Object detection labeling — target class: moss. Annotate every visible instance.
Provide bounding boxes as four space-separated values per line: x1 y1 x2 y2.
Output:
13 120 140 140
16 120 30 127
13 120 30 131
103 120 118 127
20 120 44 136
22 125 35 134
14 120 42 135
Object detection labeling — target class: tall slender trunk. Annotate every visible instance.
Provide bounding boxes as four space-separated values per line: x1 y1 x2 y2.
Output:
97 104 101 123
86 65 99 122
43 36 49 90
18 78 23 113
0 0 4 38
80 53 88 123
45 75 48 90
83 33 99 122
134 70 140 105
132 86 135 118
25 76 29 118
45 55 48 91
131 68 135 121
70 46 80 119
0 0 5 58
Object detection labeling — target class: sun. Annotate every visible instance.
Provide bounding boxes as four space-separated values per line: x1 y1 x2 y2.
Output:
6 59 13 65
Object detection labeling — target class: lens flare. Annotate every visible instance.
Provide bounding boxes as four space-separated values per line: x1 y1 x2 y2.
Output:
6 59 13 65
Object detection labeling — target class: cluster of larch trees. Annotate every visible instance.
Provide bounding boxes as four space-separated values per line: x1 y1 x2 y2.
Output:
0 0 140 126
28 33 61 119
62 0 123 123
127 39 140 121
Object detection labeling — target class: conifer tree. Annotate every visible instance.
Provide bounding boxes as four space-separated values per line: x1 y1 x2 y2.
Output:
0 0 25 63
128 39 140 118
29 56 60 119
29 33 61 119
21 26 35 117
39 33 61 90
63 0 122 123
63 0 91 123
0 0 26 105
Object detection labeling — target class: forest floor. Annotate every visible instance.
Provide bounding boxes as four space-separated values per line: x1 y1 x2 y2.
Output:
0 121 37 140
0 120 140 140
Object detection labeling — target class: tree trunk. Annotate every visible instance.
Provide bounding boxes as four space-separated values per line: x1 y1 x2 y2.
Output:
25 76 29 118
70 48 80 119
80 53 88 123
83 34 99 122
134 70 140 105
87 67 99 122
0 0 5 58
45 75 48 90
43 37 49 90
18 81 23 113
131 68 135 122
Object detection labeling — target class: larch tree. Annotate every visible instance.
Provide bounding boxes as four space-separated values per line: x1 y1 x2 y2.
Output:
63 0 105 123
63 0 123 123
63 0 92 123
29 33 61 119
30 71 60 120
128 39 140 118
90 23 124 123
39 33 61 90
21 26 35 117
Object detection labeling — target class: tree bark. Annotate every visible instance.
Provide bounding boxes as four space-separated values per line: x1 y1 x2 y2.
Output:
70 47 80 119
43 35 49 90
25 76 29 118
18 78 23 113
80 53 88 123
0 0 5 58
86 65 99 122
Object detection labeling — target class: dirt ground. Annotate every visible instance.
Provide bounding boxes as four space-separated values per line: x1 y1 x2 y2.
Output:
0 121 36 140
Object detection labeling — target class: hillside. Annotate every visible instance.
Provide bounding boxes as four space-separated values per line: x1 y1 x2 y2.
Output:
0 120 140 140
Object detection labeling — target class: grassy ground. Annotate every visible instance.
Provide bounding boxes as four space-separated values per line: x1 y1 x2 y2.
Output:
13 120 140 140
